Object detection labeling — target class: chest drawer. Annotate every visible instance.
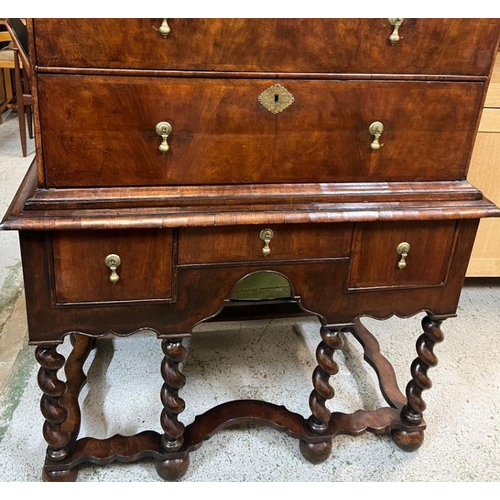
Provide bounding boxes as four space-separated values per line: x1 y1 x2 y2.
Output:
33 18 499 76
178 224 352 265
38 75 483 187
52 229 174 304
348 220 457 290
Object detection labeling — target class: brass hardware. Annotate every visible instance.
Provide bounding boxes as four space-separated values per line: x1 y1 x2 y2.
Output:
258 84 295 114
388 18 404 45
159 19 171 37
369 121 384 151
105 254 121 284
259 228 274 257
155 121 172 154
396 242 411 270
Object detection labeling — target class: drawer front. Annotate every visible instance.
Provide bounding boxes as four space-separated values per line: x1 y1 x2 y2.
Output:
348 221 457 290
178 224 353 265
39 75 483 187
52 230 174 303
33 19 499 76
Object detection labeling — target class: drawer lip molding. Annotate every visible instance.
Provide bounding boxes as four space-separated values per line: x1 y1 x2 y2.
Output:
3 161 499 232
35 67 490 83
25 179 486 211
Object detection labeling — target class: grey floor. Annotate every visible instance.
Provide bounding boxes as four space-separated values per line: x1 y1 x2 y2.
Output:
1 112 500 482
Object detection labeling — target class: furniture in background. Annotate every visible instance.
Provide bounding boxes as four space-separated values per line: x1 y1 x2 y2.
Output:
3 18 33 156
467 53 500 276
0 25 14 123
1 19 500 482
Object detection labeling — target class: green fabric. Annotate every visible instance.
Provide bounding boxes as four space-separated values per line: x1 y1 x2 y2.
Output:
230 272 292 300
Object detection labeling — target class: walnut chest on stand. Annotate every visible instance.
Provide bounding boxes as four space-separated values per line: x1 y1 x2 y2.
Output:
2 19 500 481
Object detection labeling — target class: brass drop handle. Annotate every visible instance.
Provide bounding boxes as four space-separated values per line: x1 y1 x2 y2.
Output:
369 121 384 151
388 18 404 45
396 242 411 270
260 228 274 257
156 121 172 154
105 254 121 284
159 19 171 37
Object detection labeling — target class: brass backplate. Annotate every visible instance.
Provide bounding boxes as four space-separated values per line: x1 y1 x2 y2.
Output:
258 84 295 114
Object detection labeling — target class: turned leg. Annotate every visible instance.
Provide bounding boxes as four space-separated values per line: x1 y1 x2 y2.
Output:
35 344 76 481
155 338 190 480
392 316 444 451
300 326 344 464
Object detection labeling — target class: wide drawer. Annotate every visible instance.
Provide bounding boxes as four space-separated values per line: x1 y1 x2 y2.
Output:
178 224 352 265
33 18 500 76
348 220 457 290
52 229 174 304
38 76 483 187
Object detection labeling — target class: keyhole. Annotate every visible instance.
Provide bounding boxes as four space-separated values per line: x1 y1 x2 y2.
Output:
274 94 279 103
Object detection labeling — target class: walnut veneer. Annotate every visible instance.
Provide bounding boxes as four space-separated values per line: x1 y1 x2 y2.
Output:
2 18 500 481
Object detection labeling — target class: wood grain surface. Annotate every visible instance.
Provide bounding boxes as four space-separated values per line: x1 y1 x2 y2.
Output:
37 76 484 187
33 19 500 76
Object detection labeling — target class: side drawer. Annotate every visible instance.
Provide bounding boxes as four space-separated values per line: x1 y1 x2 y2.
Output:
52 229 174 304
178 223 353 265
348 221 457 290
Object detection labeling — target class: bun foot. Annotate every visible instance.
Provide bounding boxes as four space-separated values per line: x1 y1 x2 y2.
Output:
42 467 78 482
391 429 425 452
299 439 332 464
155 454 190 481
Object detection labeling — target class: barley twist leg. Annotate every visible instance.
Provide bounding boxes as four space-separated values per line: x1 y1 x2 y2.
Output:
392 316 444 451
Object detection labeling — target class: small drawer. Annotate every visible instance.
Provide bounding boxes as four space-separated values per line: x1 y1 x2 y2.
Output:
52 229 174 304
348 221 457 290
178 224 352 265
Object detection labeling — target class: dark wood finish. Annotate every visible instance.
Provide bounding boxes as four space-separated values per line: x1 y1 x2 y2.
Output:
52 229 174 304
179 224 352 265
300 327 345 464
33 19 500 76
159 339 187 452
37 76 483 187
39 320 428 479
391 316 445 452
349 319 406 408
401 316 444 426
13 219 477 343
35 345 71 461
2 19 499 481
307 328 345 433
348 220 457 289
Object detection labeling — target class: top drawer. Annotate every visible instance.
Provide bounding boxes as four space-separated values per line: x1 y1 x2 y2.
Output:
32 19 500 76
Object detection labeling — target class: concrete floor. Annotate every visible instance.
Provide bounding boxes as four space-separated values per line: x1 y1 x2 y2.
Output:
0 112 34 394
1 111 500 482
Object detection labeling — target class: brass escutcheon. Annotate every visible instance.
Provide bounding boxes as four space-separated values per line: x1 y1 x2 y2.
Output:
388 18 404 45
259 229 274 257
105 254 121 284
156 121 172 154
258 84 295 114
369 121 384 151
396 242 411 270
159 19 171 37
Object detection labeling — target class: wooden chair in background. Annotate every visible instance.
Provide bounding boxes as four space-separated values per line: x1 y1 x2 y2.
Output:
0 28 15 124
4 18 33 157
